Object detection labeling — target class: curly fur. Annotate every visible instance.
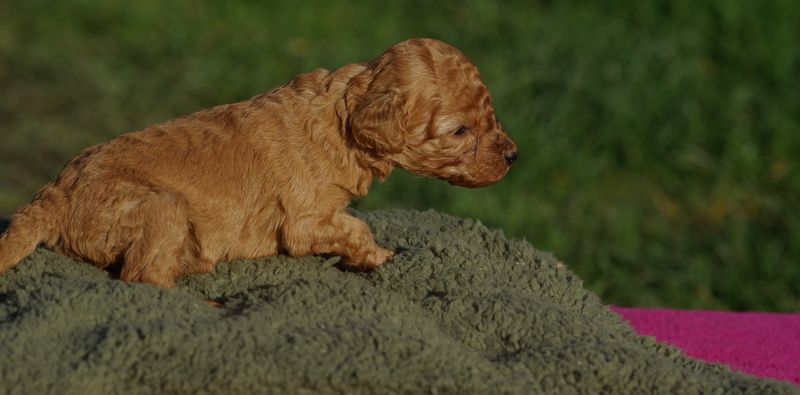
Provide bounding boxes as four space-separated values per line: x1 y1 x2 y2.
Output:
0 38 517 287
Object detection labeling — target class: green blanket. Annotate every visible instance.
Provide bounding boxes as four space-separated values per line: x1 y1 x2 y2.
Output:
0 210 795 394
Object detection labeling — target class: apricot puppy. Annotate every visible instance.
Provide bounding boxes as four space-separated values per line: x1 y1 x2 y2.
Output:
0 38 517 287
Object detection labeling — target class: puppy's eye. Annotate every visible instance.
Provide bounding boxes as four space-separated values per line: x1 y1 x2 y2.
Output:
453 126 469 136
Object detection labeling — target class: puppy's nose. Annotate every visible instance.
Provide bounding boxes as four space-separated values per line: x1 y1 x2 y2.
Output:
504 150 518 166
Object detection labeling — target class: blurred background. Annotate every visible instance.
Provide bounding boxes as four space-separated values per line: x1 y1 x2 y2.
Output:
1 1 798 311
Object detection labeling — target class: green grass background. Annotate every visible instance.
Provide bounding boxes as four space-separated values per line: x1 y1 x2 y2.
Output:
1 0 798 311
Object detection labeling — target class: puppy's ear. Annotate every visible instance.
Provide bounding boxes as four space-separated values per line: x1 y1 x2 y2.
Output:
349 91 406 154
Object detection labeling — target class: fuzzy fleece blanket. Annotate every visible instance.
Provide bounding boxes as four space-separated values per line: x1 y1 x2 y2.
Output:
0 210 796 394
614 307 800 386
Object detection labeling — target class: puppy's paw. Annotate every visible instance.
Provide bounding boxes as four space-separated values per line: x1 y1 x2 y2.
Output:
346 247 394 271
370 247 395 265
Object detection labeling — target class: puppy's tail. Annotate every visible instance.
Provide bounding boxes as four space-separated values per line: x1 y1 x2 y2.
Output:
0 196 58 274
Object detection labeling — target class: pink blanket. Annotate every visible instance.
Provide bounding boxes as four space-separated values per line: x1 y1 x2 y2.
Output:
612 307 800 386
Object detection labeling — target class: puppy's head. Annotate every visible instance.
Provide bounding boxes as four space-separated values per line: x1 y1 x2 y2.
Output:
346 38 517 188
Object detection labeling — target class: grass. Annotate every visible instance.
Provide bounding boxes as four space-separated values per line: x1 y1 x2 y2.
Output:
1 0 798 311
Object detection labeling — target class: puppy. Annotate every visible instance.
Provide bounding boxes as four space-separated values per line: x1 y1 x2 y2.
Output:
0 38 517 287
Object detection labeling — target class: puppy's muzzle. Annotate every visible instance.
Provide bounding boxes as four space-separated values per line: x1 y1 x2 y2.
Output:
496 133 518 166
504 150 518 166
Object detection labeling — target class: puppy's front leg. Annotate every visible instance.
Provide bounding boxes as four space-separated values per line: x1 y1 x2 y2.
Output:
282 212 394 271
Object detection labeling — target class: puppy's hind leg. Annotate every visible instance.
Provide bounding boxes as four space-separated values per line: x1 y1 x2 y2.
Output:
119 192 194 288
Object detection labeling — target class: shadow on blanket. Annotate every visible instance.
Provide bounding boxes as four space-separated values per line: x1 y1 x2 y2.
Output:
0 210 796 394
